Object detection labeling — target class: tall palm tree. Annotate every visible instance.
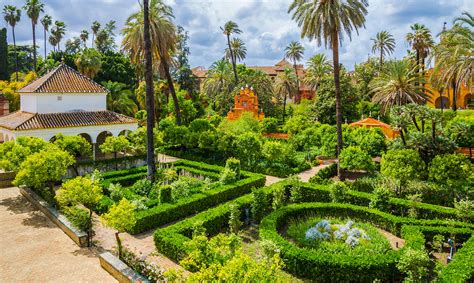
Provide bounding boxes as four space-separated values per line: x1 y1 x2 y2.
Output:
284 41 305 101
80 29 89 48
371 31 395 67
406 23 434 74
289 0 368 179
75 48 102 79
122 0 182 125
143 0 156 180
91 21 100 48
102 81 137 115
304 53 332 93
275 67 298 122
48 34 58 52
221 21 241 83
225 38 246 63
202 59 233 110
432 13 473 110
40 15 51 59
23 0 44 71
3 5 21 81
51 21 66 51
370 60 428 113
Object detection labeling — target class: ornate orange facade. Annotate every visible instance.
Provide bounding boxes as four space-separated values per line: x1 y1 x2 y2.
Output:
227 85 264 121
425 69 473 110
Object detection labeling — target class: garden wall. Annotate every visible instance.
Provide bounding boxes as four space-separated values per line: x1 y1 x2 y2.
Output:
0 171 15 188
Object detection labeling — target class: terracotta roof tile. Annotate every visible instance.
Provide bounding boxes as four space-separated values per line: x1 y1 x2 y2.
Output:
19 64 108 94
0 111 136 131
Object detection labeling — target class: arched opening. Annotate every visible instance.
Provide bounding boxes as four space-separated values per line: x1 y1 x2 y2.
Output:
435 96 450 109
78 133 93 145
118 129 132 137
95 131 113 159
464 94 474 110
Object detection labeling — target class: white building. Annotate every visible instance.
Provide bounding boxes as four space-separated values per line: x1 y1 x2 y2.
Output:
0 63 138 157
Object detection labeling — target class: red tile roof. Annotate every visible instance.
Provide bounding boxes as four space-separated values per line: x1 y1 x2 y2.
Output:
19 64 108 94
0 111 136 131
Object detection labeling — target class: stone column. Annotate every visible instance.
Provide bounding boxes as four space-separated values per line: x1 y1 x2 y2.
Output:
93 143 96 162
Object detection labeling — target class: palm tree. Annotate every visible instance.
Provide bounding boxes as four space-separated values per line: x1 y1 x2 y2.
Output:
275 67 297 122
370 60 428 113
80 29 89 48
75 48 102 79
202 59 233 110
122 0 182 125
432 12 473 110
40 15 51 59
3 5 21 81
143 0 156 180
51 21 66 51
221 21 241 83
371 31 395 67
48 34 58 52
406 23 434 74
304 53 332 93
91 21 100 48
23 0 44 71
102 81 137 115
284 41 304 101
225 38 246 63
289 0 368 179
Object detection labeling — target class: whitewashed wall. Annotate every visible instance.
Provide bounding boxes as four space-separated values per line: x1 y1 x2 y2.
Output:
21 93 107 113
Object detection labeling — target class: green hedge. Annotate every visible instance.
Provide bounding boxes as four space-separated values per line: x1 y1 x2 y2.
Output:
437 235 474 283
129 160 265 234
258 203 473 281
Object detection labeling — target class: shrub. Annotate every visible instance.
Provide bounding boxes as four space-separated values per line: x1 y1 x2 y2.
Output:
348 127 386 157
159 185 172 204
432 234 444 253
251 189 266 223
225 158 241 179
64 206 91 231
329 181 349 203
219 168 237 185
129 178 153 197
262 117 279 133
235 132 262 167
309 163 337 184
370 186 392 212
228 203 242 234
428 154 473 193
437 236 474 283
396 248 430 282
339 146 375 172
288 176 304 203
120 247 164 282
380 149 424 194
272 185 287 210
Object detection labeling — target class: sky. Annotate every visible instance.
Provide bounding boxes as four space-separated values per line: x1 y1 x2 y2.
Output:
1 0 472 70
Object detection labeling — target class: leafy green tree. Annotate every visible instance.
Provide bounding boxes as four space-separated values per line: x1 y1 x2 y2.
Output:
339 146 375 172
369 186 392 212
274 67 297 122
236 66 276 117
95 20 116 53
202 59 234 113
428 154 472 198
348 127 386 156
380 149 424 195
56 176 103 246
235 132 262 167
172 26 199 96
262 141 294 165
13 147 74 196
53 134 92 158
0 136 48 171
101 198 136 259
95 51 137 88
64 37 81 54
99 135 131 160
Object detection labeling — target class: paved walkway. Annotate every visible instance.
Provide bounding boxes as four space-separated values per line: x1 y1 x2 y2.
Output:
0 187 115 282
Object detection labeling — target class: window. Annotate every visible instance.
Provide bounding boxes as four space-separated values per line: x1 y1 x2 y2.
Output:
57 96 62 101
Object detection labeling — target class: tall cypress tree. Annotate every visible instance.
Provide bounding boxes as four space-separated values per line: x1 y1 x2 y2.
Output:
0 28 8 80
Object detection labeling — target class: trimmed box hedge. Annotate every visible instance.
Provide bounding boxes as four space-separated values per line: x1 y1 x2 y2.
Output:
437 235 474 283
258 203 473 282
127 160 265 234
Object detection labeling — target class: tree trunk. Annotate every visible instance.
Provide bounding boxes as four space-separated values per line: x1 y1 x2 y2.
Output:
162 59 182 125
88 209 93 247
431 119 436 142
379 48 383 68
282 92 287 123
293 60 300 103
44 28 47 60
331 32 344 180
227 35 238 84
12 27 19 81
452 79 457 111
115 232 123 259
399 129 406 146
143 0 156 181
32 22 37 71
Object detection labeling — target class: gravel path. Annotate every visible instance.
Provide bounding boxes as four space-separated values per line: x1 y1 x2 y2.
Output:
0 187 115 282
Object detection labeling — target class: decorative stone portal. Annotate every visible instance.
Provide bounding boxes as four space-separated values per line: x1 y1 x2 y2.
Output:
227 85 264 121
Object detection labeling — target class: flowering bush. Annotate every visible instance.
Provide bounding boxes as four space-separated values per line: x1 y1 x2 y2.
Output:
305 219 371 247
